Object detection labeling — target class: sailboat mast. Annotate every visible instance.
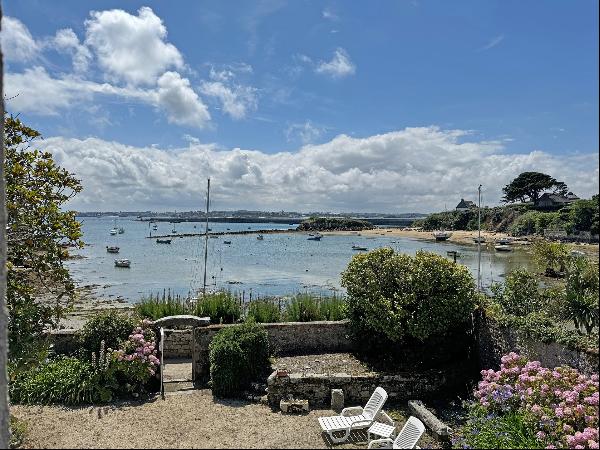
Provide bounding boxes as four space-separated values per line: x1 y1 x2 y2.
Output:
202 178 211 297
477 184 482 292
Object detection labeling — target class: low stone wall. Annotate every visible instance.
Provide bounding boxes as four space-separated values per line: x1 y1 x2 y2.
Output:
162 329 192 359
476 311 599 375
267 361 469 408
49 328 193 359
194 321 352 382
49 329 79 355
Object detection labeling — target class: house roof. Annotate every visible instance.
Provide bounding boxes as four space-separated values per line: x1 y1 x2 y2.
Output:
537 193 576 204
456 199 476 209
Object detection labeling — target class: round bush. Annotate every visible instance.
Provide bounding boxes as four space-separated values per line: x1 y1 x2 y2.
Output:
78 311 136 358
341 248 478 344
209 322 270 398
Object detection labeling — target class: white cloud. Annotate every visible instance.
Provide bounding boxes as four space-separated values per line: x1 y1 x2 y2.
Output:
1 16 40 61
315 48 355 79
37 127 599 212
199 81 257 120
286 121 325 144
84 6 184 85
156 72 211 127
53 28 92 72
5 66 210 128
480 35 505 51
322 8 340 21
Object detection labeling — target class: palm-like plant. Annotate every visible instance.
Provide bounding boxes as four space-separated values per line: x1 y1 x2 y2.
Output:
562 257 599 334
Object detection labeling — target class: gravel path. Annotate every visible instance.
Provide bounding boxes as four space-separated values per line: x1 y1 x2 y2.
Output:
11 390 368 449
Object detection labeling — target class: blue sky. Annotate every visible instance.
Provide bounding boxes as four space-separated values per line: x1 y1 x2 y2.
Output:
2 1 598 212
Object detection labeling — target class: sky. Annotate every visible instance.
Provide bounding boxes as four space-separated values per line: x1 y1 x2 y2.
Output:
1 0 599 213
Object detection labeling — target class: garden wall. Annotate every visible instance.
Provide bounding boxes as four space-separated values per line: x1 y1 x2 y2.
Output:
267 361 469 407
193 320 353 381
476 312 599 375
49 328 194 359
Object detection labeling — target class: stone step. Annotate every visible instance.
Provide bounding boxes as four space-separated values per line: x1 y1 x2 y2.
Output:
164 381 195 393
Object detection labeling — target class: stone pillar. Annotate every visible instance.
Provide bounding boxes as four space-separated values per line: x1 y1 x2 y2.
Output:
331 389 344 412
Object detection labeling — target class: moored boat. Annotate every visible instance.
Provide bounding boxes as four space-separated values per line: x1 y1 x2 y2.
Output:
473 236 486 243
496 237 513 245
114 258 131 268
307 233 322 241
109 228 118 235
106 246 120 253
495 244 512 252
352 245 368 251
433 231 453 241
223 240 232 245
156 238 172 244
117 227 125 234
257 234 264 240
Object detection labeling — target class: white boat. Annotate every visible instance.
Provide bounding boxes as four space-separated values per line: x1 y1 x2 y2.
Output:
257 234 264 240
106 246 120 253
495 244 513 252
109 228 118 235
352 245 368 251
496 237 513 245
114 258 131 268
433 231 453 241
307 233 322 241
152 225 158 230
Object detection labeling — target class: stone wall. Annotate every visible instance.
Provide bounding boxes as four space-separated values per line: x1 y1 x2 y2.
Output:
49 328 194 359
162 329 192 359
194 321 352 382
476 311 599 375
267 361 469 407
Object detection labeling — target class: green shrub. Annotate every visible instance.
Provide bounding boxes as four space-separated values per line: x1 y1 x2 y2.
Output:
9 415 27 449
284 294 322 322
209 322 270 398
246 299 281 323
563 256 599 334
341 248 478 344
491 269 547 316
452 404 540 449
318 295 347 321
10 357 100 405
194 292 241 324
78 311 135 359
531 240 571 275
134 295 187 320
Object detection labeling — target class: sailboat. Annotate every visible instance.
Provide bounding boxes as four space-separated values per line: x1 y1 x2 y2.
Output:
109 218 119 235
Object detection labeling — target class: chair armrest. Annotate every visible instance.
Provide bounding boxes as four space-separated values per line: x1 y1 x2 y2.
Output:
375 410 395 427
368 438 394 449
341 406 363 417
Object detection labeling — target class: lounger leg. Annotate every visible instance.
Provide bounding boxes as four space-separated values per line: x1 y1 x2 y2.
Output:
328 428 351 444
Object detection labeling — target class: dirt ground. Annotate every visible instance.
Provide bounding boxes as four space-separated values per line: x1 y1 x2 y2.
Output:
272 353 374 376
9 390 438 449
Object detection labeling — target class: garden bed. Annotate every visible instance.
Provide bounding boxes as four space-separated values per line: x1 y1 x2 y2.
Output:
271 353 374 376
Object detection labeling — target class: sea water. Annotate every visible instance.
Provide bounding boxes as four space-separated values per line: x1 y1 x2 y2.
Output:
66 216 535 302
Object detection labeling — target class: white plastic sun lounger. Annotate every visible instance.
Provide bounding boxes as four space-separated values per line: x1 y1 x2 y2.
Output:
368 416 425 449
318 387 388 444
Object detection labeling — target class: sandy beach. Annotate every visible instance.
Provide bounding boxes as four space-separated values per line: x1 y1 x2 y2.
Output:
323 228 599 256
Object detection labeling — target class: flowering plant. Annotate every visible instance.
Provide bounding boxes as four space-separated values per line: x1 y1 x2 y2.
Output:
456 352 599 449
111 319 160 394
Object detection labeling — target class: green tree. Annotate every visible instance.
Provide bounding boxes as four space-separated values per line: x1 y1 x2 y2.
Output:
502 172 567 204
341 248 478 345
4 114 83 371
531 240 571 276
567 196 599 234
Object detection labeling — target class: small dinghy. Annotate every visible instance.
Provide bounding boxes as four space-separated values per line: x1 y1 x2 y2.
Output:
114 259 131 268
433 231 453 241
223 240 232 245
352 245 368 251
156 238 172 244
257 234 264 240
106 246 120 253
495 244 513 252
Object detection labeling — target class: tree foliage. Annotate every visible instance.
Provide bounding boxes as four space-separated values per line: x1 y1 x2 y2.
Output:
562 256 599 335
4 114 83 370
502 171 567 204
341 248 478 345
